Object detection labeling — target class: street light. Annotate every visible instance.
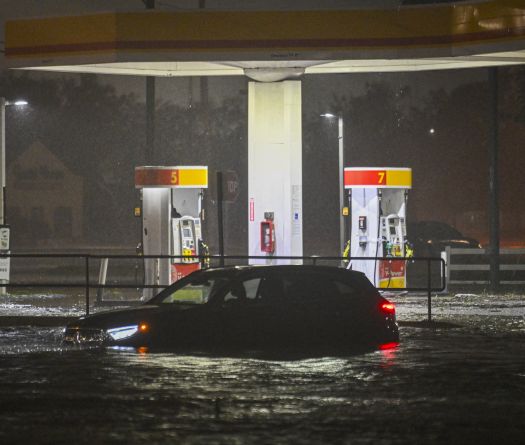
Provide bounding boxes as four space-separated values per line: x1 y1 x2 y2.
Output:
0 97 27 295
321 113 345 257
1 98 28 225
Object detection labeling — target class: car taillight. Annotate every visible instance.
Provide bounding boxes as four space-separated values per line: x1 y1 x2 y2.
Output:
379 342 399 350
380 299 396 315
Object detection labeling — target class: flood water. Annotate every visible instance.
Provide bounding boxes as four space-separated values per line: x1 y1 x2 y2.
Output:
1 292 524 444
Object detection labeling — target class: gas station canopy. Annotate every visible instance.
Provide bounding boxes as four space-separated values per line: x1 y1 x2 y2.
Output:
4 1 525 79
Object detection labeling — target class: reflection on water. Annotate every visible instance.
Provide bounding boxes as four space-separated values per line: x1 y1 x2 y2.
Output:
0 295 524 444
0 292 86 317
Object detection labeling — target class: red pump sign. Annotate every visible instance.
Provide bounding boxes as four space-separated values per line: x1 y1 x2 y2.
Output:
260 221 275 253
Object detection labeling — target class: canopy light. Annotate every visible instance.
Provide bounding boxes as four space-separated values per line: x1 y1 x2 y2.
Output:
5 100 28 107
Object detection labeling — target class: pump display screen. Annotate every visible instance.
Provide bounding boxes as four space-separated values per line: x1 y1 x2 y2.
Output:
390 226 396 235
183 228 192 238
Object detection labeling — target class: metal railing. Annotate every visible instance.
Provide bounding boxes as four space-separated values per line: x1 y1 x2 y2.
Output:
0 253 445 321
443 247 525 287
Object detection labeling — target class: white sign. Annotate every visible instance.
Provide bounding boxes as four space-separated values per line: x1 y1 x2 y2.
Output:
292 185 301 236
0 256 10 281
0 226 9 251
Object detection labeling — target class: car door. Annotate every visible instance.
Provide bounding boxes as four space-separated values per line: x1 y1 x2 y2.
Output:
216 270 291 351
152 273 229 350
279 271 332 347
279 270 366 349
213 273 266 351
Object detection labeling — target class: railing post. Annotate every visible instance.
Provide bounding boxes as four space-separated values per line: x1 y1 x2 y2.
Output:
96 257 108 304
85 255 90 316
427 258 432 323
442 247 450 293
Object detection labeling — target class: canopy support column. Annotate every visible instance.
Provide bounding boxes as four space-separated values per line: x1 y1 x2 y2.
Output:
248 81 303 263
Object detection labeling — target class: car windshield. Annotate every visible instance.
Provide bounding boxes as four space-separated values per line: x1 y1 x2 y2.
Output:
152 274 230 305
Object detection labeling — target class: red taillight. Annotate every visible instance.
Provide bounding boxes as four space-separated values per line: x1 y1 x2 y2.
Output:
380 300 396 314
379 342 399 350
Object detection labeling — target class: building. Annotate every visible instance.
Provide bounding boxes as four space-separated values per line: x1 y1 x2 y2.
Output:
7 141 84 248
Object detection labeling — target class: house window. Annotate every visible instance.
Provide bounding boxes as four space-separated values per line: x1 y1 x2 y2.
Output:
31 207 51 240
54 207 73 238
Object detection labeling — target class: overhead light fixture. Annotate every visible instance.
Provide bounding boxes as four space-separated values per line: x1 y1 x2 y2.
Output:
5 99 28 107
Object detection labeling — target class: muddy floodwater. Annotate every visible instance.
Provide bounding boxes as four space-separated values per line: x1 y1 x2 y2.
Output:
1 293 524 444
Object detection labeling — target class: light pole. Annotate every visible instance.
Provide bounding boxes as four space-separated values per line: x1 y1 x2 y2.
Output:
1 98 28 225
1 97 27 295
321 113 345 257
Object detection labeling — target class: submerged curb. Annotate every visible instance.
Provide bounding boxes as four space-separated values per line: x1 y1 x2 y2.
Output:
0 316 76 327
398 320 461 329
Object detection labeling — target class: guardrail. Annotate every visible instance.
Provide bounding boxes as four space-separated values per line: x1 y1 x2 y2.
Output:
0 253 445 321
443 247 525 287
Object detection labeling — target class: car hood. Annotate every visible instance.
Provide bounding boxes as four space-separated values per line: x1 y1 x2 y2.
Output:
68 304 198 330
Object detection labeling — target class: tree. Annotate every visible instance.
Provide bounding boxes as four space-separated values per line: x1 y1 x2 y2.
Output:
1 72 144 246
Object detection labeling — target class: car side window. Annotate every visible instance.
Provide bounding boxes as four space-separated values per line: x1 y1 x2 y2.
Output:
333 279 358 298
222 277 262 305
282 272 339 301
219 271 364 306
244 278 261 300
281 271 363 301
255 275 284 304
160 277 228 304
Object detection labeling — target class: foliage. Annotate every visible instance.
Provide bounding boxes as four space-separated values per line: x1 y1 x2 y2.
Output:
0 72 247 248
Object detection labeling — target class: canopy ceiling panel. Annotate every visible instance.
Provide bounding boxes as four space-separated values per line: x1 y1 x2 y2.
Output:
5 0 525 76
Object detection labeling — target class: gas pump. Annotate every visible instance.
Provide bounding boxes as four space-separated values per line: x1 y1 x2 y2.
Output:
172 216 200 263
380 214 407 258
344 167 411 288
135 166 208 297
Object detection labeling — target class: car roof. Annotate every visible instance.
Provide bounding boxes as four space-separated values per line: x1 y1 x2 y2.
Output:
201 264 368 278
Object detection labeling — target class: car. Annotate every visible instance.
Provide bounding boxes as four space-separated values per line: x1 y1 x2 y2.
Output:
408 221 482 257
63 265 399 354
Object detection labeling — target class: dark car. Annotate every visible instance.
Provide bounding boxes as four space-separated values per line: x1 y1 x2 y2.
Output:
63 265 399 354
408 221 482 257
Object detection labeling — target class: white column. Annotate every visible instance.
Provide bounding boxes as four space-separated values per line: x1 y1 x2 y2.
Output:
0 97 5 226
248 81 303 263
0 98 5 296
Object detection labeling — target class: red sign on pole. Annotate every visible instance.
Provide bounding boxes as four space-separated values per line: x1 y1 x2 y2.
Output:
249 198 255 222
223 170 240 202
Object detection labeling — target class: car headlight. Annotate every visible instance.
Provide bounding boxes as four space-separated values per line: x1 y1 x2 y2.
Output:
107 325 139 340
